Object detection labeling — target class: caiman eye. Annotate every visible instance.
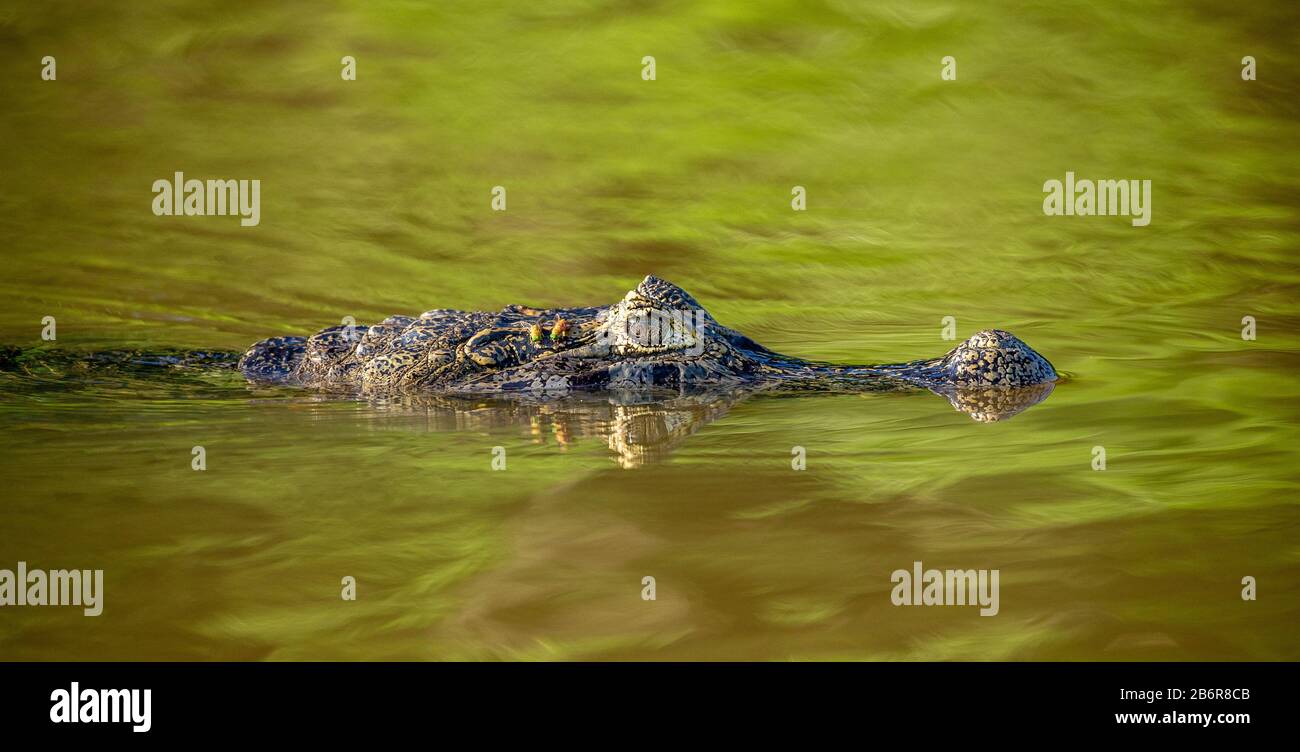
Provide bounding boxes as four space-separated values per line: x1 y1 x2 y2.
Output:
549 318 570 342
529 323 544 344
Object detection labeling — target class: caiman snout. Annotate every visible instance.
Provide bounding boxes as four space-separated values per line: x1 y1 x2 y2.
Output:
944 329 1057 387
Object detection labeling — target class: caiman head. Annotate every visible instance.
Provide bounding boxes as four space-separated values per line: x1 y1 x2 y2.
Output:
239 275 1058 422
436 276 1058 397
439 275 770 393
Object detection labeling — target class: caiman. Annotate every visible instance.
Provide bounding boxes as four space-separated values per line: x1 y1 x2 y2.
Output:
236 275 1058 421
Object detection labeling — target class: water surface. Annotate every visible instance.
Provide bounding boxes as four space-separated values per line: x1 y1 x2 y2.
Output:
0 0 1297 660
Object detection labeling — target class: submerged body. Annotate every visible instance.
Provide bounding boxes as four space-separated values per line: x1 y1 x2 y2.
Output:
238 276 1057 419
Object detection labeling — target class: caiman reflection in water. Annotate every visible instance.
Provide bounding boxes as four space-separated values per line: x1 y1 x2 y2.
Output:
300 382 1055 468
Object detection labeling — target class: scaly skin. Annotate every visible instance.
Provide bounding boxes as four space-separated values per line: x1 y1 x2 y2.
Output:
237 276 1058 417
239 275 1057 393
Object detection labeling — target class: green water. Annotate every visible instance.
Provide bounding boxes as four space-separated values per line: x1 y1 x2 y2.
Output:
1 0 1298 659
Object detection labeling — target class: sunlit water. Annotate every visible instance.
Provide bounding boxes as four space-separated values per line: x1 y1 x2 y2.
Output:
0 0 1297 659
